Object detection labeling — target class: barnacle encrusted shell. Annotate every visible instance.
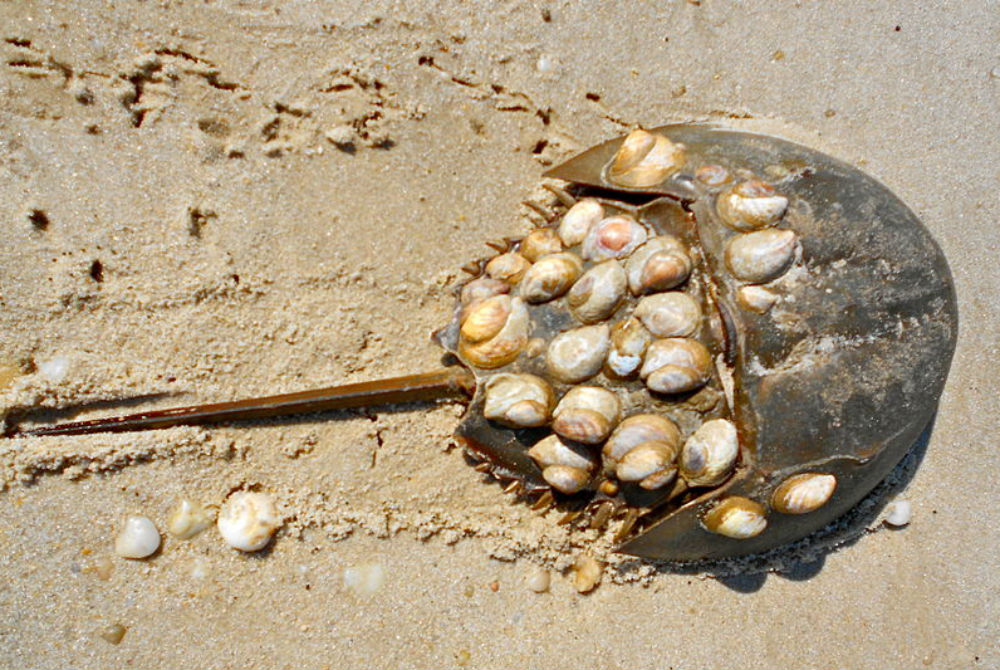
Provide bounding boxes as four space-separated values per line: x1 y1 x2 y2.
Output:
634 293 701 338
607 129 685 188
771 473 837 514
520 252 583 303
546 324 611 383
483 373 554 428
639 337 713 394
582 215 648 261
567 260 627 324
459 295 531 368
724 229 798 283
625 235 692 295
679 418 739 487
551 386 622 444
716 180 788 232
702 496 767 539
558 199 603 246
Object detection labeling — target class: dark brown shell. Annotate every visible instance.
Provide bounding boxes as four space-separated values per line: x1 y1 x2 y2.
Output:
437 124 958 562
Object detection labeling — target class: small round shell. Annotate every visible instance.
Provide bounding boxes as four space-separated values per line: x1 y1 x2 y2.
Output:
737 285 779 313
724 229 798 283
679 418 739 487
771 473 837 515
485 252 531 284
115 516 161 559
634 293 701 338
639 338 713 394
567 260 627 324
558 199 603 246
459 296 531 369
546 324 611 384
582 215 648 261
625 236 692 295
519 252 583 303
519 228 563 262
607 129 685 188
716 180 788 232
528 434 597 471
615 440 677 490
696 164 731 187
702 496 767 539
542 465 591 494
603 413 681 464
551 386 622 444
217 492 281 552
482 373 554 428
605 318 652 378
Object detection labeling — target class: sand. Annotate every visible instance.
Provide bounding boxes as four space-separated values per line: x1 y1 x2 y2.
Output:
0 1 997 668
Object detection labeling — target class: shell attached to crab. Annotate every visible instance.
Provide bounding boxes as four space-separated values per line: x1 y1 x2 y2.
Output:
435 125 957 562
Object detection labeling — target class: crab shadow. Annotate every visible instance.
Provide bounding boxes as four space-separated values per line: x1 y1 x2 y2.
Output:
617 415 936 592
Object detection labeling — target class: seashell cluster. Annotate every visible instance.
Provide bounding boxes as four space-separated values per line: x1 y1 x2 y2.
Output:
603 414 682 491
528 434 597 494
607 129 686 188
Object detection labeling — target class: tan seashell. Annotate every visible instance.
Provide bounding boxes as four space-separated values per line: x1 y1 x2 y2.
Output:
519 252 583 303
696 164 731 187
625 236 692 295
567 260 627 324
482 373 554 428
551 386 622 444
519 228 563 262
460 294 511 343
724 229 798 283
546 324 611 383
605 317 652 378
639 338 712 394
485 252 531 284
634 292 701 338
582 215 648 261
558 199 604 246
716 180 788 232
528 434 596 471
679 418 739 487
607 129 685 188
702 496 767 539
542 465 591 495
615 440 677 489
771 473 837 514
603 413 681 464
460 277 510 306
459 296 531 369
737 285 779 313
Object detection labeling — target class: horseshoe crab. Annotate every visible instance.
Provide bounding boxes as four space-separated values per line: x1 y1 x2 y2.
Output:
5 124 958 562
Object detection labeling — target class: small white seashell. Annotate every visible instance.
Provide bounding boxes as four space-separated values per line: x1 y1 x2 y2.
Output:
38 356 70 384
567 260 627 324
551 386 621 444
167 498 214 539
724 229 798 283
526 566 551 593
519 252 583 303
571 554 603 593
625 236 692 295
582 215 648 261
217 491 281 552
607 129 685 188
115 515 161 559
528 434 596 471
482 373 554 428
771 473 837 514
634 292 701 338
716 180 788 232
737 285 779 313
343 563 386 596
679 418 740 487
639 337 713 394
546 324 610 383
702 496 768 539
884 500 912 527
558 199 603 246
605 318 652 378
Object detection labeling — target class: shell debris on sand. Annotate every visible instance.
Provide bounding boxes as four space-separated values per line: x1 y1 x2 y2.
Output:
114 515 161 559
525 566 551 593
571 554 603 594
167 498 215 539
217 491 281 552
343 563 386 597
884 500 912 527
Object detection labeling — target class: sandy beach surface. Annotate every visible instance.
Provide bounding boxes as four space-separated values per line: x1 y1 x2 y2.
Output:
0 1 997 668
